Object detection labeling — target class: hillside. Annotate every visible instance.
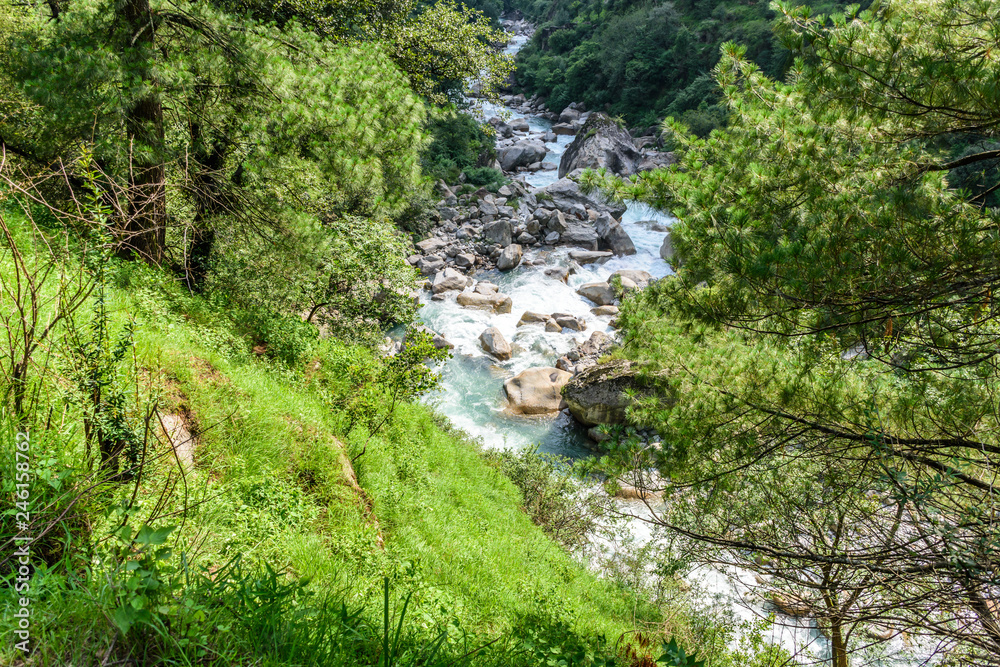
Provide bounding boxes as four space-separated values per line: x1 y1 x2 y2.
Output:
511 0 855 132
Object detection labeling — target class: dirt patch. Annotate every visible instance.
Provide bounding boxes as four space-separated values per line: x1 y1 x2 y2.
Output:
158 412 197 470
189 355 227 384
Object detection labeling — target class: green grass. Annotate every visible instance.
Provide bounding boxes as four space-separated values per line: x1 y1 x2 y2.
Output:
0 201 667 665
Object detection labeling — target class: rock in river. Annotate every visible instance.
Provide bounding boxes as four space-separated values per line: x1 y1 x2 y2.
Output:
569 250 613 265
504 367 573 415
484 219 513 246
539 177 627 220
431 268 468 294
457 291 513 313
558 113 643 178
479 327 512 361
562 359 643 426
498 140 547 171
497 244 523 271
576 281 616 306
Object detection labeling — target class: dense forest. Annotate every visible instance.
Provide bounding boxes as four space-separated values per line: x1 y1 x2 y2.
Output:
511 0 854 132
2 0 1000 665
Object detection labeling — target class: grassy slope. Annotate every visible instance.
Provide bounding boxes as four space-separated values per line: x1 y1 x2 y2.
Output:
0 205 654 664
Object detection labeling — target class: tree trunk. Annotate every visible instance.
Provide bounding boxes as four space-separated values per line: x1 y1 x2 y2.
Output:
830 618 848 667
186 123 226 289
117 0 167 265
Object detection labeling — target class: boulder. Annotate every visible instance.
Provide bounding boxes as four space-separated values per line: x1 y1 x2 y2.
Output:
562 359 649 426
454 253 476 268
611 270 652 288
483 219 513 246
504 367 573 415
552 313 586 331
613 485 663 501
518 311 551 326
577 281 616 306
545 319 562 332
569 250 613 265
457 291 512 313
479 327 512 361
431 268 467 294
545 210 569 233
498 140 547 171
474 281 498 295
560 220 600 250
558 113 643 178
479 200 499 216
558 106 581 123
579 330 612 357
497 244 523 271
552 123 577 135
768 592 815 618
545 267 569 282
510 118 530 132
595 214 636 256
417 255 445 276
416 237 450 254
592 305 619 316
659 232 677 266
539 178 627 219
544 231 561 244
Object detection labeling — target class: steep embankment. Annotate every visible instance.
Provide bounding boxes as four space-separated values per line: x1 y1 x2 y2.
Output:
0 205 662 665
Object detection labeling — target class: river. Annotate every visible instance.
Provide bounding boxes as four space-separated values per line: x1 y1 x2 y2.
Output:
413 21 927 667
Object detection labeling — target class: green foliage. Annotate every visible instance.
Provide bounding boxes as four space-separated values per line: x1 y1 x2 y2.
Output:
423 109 497 184
513 0 850 130
208 213 419 349
583 0 1000 663
224 0 514 104
657 637 704 667
312 329 449 439
482 447 604 552
462 166 507 190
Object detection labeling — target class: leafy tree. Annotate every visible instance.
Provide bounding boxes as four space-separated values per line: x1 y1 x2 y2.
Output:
585 0 1000 663
3 0 427 277
218 0 514 104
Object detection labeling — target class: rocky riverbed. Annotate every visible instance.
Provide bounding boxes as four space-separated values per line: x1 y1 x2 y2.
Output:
396 19 927 667
405 117 675 454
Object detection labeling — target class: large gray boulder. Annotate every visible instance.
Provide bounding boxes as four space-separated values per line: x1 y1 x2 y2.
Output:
498 140 547 171
479 327 512 361
611 269 652 288
561 359 638 426
560 220 600 250
431 268 468 294
416 237 449 254
569 250 613 265
539 178 626 220
484 220 513 246
558 113 643 178
595 213 636 256
504 367 573 415
497 244 523 271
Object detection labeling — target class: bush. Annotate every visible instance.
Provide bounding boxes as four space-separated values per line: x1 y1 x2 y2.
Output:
481 447 605 553
462 166 506 190
422 109 496 185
